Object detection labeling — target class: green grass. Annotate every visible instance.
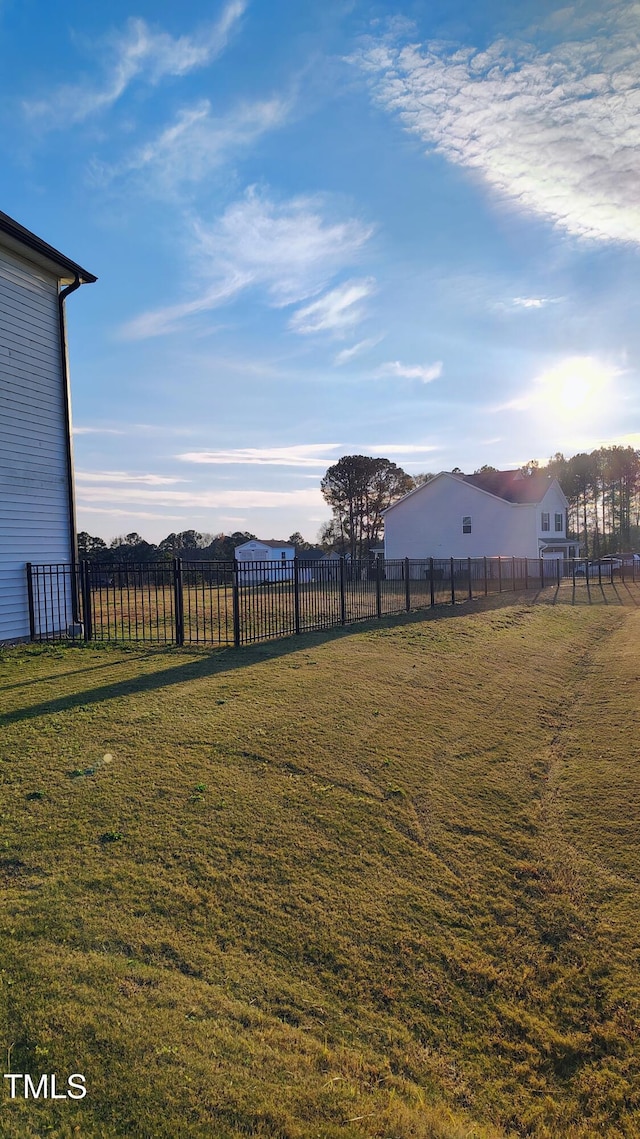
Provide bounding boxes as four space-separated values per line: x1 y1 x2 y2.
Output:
1 590 640 1137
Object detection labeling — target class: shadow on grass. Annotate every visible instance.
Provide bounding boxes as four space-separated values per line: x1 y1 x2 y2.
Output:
3 583 639 727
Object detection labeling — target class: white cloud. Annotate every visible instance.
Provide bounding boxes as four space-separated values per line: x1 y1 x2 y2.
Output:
24 1 246 126
361 442 441 455
121 186 373 339
73 426 126 435
511 297 550 309
289 279 375 335
376 360 443 382
76 486 325 509
80 508 185 520
76 470 188 485
97 93 290 192
333 336 384 365
356 4 640 244
176 444 340 467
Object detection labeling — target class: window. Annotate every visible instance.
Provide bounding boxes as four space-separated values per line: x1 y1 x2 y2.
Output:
281 551 287 559
462 516 472 534
541 512 550 532
555 512 563 532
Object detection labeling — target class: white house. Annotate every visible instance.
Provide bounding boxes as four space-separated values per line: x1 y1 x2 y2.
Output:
234 539 296 583
0 210 96 642
383 469 578 562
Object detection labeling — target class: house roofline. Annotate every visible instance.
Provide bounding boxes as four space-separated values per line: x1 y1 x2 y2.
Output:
383 470 568 515
0 209 97 284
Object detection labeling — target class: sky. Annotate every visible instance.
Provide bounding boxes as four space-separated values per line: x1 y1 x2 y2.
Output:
1 0 639 544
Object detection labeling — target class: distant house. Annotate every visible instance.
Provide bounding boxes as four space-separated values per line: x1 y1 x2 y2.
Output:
383 469 578 562
234 539 295 583
0 210 96 642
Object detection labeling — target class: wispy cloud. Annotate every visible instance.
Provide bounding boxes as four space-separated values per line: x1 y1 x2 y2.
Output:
361 442 441 455
24 1 246 127
121 186 373 339
95 93 290 193
289 278 375 336
76 470 188 485
73 426 126 436
76 486 325 509
356 3 640 244
375 360 443 382
176 444 340 467
80 508 186 521
333 335 384 365
511 297 551 309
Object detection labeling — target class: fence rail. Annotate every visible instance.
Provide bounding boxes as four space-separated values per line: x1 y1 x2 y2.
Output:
25 554 638 648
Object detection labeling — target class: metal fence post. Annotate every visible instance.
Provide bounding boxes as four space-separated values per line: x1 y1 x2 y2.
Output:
483 556 488 596
26 562 36 641
512 555 516 591
525 558 529 590
468 556 473 600
556 558 561 587
173 557 184 645
232 559 241 647
376 555 382 618
621 557 625 585
633 556 636 584
539 557 544 588
293 557 301 635
339 556 346 625
572 558 576 587
430 557 435 607
405 557 411 611
498 556 502 592
81 560 93 641
450 557 455 605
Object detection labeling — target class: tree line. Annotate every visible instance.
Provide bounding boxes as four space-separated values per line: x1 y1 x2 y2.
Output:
546 446 640 556
77 529 319 564
77 445 640 564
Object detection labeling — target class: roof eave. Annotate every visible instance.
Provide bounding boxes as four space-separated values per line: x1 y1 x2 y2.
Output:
0 210 97 284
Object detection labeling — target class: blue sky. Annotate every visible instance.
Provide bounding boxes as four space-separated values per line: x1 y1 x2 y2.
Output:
2 0 639 542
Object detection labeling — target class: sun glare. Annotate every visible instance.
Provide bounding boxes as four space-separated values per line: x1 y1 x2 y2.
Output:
533 356 617 422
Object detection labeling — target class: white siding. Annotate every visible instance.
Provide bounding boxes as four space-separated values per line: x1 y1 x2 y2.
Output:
0 245 71 641
383 475 539 559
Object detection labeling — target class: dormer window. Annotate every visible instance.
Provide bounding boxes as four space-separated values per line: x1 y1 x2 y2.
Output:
541 512 550 532
462 516 472 534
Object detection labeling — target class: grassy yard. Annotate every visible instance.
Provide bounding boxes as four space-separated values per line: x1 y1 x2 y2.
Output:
1 590 640 1137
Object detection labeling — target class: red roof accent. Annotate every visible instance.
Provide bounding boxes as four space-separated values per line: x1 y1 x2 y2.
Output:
462 469 554 503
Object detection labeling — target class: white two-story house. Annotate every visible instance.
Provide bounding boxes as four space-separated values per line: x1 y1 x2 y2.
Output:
383 469 578 562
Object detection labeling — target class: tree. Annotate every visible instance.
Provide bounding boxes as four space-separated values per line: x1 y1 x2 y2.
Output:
77 532 108 559
288 531 315 550
412 472 436 486
158 530 204 555
320 455 414 559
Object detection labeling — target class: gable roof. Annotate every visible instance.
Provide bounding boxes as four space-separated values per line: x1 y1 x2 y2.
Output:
296 547 325 560
236 538 294 549
462 469 556 503
0 209 97 284
383 468 566 516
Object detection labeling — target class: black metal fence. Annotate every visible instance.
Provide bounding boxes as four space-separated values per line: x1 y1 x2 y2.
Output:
25 555 639 648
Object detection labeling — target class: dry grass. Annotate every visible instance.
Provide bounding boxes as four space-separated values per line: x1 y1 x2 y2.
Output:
1 591 640 1137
